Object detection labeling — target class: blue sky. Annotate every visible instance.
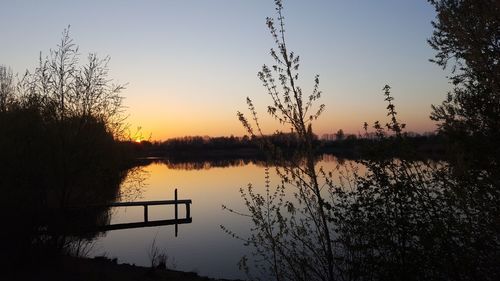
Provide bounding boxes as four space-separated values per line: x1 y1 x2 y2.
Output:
0 0 450 139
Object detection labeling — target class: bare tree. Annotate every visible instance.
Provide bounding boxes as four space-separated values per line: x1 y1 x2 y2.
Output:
0 65 15 112
226 1 334 280
19 27 125 136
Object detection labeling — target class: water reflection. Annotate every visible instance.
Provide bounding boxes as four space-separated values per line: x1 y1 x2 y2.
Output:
1 160 147 272
153 158 258 170
1 150 353 279
137 152 344 171
92 155 354 280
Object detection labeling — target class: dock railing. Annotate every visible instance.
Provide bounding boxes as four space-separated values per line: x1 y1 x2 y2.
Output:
44 188 192 237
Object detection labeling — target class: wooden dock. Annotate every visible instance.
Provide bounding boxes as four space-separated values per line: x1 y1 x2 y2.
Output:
43 189 192 237
102 189 191 236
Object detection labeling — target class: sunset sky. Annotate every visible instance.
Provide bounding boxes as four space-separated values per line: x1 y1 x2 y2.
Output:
0 0 451 140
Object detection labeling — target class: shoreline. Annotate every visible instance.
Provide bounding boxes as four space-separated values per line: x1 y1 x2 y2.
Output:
12 255 243 281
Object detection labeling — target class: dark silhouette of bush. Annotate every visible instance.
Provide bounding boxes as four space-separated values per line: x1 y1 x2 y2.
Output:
223 1 500 281
429 0 500 177
0 29 133 271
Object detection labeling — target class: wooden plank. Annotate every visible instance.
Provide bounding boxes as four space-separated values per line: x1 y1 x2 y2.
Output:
42 218 193 235
42 191 194 236
64 199 192 209
175 189 178 237
98 199 191 208
98 218 192 232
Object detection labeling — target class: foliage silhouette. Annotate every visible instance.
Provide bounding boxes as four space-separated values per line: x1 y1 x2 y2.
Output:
224 1 335 280
0 28 140 274
223 1 500 281
428 0 500 176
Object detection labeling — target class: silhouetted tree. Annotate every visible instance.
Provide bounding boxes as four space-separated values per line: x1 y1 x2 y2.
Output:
225 1 335 280
429 0 500 174
224 1 500 281
0 65 15 112
335 129 344 141
0 28 134 271
18 27 125 137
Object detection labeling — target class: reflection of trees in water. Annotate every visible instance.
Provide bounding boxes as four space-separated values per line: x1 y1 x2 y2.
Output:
30 165 148 263
2 162 150 276
142 152 435 172
139 154 333 171
320 154 346 165
25 165 139 252
1 158 138 270
119 166 148 201
162 159 250 170
155 158 261 170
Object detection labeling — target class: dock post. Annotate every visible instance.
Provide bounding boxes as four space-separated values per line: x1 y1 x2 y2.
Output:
144 205 148 222
186 202 190 219
175 188 178 237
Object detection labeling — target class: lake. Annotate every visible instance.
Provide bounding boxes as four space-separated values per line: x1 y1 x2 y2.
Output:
91 155 348 280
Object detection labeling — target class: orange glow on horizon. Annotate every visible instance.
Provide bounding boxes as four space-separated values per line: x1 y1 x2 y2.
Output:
127 111 438 141
125 87 440 141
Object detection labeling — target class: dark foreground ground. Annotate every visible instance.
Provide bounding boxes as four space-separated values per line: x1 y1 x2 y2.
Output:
8 256 242 281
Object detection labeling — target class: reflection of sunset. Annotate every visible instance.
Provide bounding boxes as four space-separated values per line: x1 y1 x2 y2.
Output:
100 157 363 278
100 161 278 278
117 158 361 215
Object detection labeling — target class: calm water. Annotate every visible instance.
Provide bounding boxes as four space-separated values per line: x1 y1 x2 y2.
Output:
91 156 347 280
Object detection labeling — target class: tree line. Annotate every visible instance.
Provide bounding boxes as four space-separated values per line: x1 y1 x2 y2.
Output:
129 131 444 160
